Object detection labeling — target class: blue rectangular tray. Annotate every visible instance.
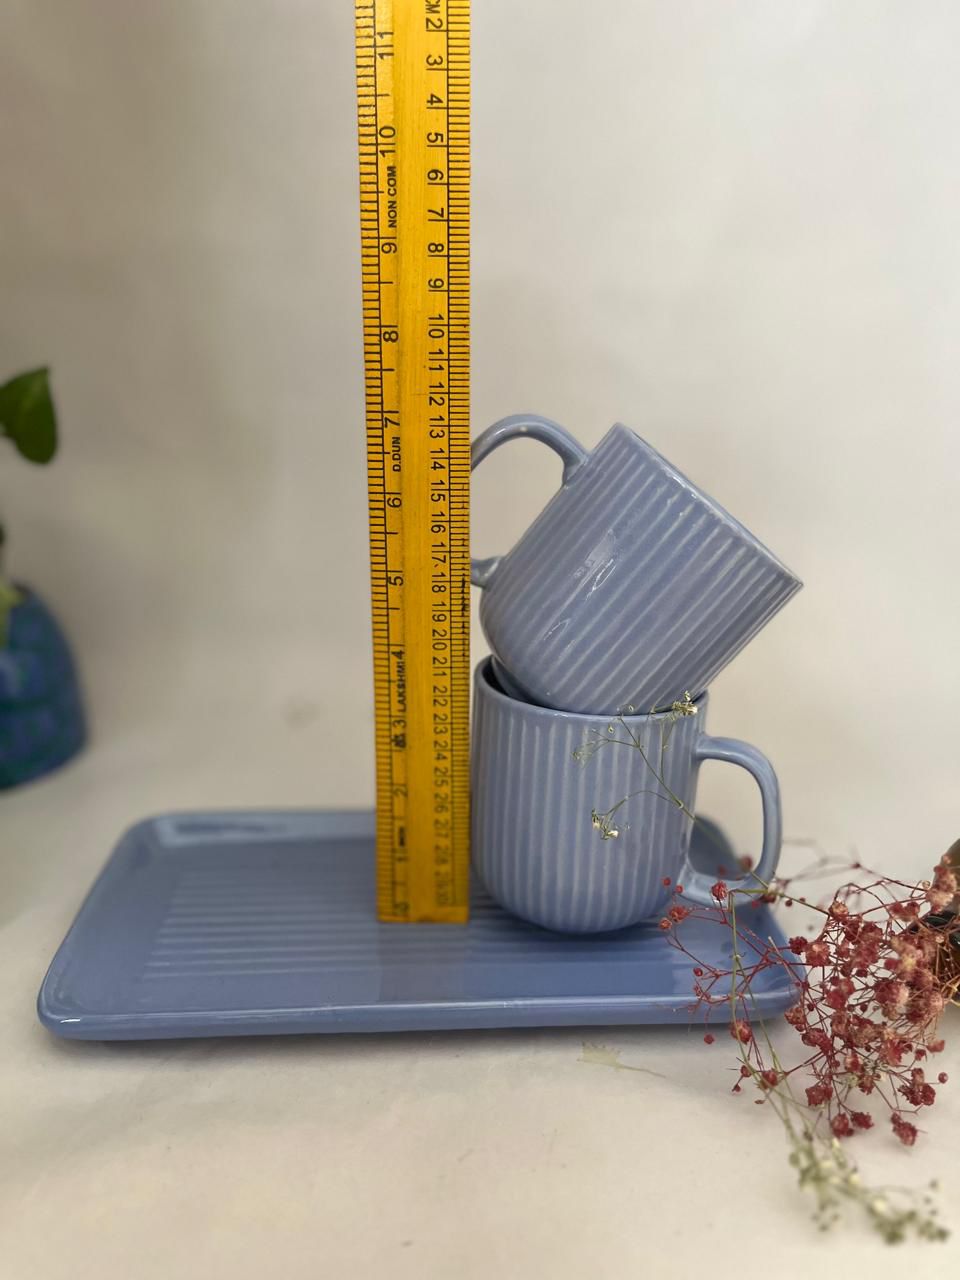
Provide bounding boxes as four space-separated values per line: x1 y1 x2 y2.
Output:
38 810 797 1039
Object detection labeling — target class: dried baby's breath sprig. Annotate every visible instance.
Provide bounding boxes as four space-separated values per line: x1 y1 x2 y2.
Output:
572 737 607 765
573 694 701 837
664 861 957 1242
786 1128 945 1243
669 691 698 718
577 696 955 1241
591 809 620 840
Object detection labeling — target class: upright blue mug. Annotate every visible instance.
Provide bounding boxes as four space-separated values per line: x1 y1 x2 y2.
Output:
471 658 782 933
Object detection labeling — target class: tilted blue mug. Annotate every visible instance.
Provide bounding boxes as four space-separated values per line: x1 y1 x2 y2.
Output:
471 415 802 714
471 658 782 934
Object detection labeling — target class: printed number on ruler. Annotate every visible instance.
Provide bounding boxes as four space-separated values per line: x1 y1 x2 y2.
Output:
355 0 471 922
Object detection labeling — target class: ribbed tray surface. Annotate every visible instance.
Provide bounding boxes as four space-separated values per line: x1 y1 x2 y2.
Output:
38 810 796 1039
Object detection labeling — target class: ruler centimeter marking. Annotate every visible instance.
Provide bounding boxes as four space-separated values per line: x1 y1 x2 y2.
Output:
355 0 470 922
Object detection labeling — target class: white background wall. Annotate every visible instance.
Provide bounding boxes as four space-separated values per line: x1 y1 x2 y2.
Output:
1 0 958 877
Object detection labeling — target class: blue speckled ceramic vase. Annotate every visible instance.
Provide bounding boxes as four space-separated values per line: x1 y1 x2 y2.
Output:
0 588 86 788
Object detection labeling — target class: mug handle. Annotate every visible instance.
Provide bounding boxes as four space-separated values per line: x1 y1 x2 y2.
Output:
681 736 782 907
471 414 590 587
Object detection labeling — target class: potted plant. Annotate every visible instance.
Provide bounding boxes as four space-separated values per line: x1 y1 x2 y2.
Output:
0 368 85 787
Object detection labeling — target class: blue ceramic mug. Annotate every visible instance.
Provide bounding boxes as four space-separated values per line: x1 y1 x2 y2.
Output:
471 658 782 933
471 415 802 714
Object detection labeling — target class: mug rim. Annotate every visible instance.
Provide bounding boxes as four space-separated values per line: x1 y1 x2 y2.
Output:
605 424 802 587
476 657 708 725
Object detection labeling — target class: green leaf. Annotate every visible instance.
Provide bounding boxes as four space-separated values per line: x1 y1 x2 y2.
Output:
0 574 21 647
0 367 58 464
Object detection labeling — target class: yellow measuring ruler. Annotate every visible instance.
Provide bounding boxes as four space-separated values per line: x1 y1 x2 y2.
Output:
355 0 471 922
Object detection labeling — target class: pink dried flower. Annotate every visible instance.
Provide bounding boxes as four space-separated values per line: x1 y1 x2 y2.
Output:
880 1037 907 1067
891 1114 918 1147
889 900 920 921
926 859 957 912
805 1081 832 1107
831 1113 853 1138
657 842 955 1237
804 938 830 967
801 1027 833 1054
907 990 946 1027
899 1067 937 1108
875 978 909 1016
825 977 855 1010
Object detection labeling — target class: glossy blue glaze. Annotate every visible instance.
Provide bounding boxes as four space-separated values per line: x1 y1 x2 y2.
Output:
472 659 781 933
0 588 86 788
472 415 802 715
37 808 797 1039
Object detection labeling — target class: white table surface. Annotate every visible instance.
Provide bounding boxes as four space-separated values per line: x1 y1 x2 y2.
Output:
2 659 958 1280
